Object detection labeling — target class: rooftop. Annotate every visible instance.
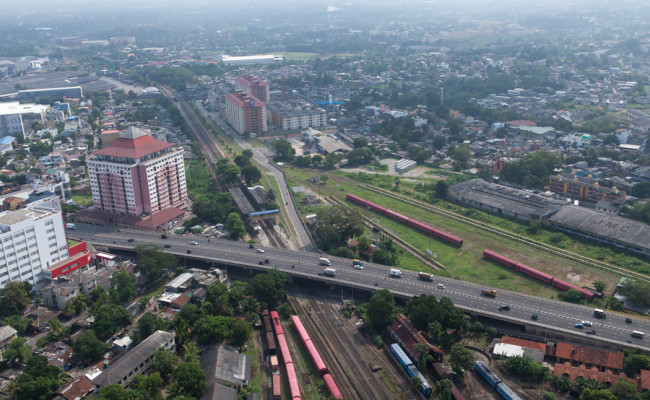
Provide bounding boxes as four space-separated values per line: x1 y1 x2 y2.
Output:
92 330 175 387
554 342 624 370
0 325 17 343
93 127 174 159
0 101 49 116
549 206 650 252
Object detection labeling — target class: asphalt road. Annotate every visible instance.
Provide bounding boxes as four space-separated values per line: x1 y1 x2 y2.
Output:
73 224 650 351
196 103 315 251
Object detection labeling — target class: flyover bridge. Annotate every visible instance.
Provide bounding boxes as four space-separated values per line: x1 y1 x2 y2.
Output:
72 224 649 352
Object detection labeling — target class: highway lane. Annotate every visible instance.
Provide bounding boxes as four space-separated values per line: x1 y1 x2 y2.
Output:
72 224 649 351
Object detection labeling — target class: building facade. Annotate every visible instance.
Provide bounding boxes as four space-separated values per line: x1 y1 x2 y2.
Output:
267 102 327 131
0 102 49 138
234 75 270 103
224 91 267 135
0 196 68 289
221 55 284 66
549 174 626 204
87 127 188 216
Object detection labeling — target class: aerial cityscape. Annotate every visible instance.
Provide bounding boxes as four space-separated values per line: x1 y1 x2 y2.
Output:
0 1 649 399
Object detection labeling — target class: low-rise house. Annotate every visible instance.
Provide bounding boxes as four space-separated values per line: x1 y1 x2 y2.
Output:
0 325 18 360
551 342 624 372
92 330 175 388
54 375 95 400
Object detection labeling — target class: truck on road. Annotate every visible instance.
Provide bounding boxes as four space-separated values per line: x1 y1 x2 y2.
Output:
594 308 606 319
389 269 402 278
481 289 497 297
418 272 434 281
319 257 332 266
66 223 77 230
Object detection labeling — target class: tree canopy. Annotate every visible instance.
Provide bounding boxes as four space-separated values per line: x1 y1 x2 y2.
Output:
249 270 289 309
135 244 178 282
366 289 396 331
500 151 561 189
73 330 107 362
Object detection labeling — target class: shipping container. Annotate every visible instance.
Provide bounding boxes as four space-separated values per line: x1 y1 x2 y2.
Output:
323 373 343 399
266 331 277 354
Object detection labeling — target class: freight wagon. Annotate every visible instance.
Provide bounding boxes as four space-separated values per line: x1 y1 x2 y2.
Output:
291 316 328 376
483 250 595 301
270 311 301 400
346 193 463 246
323 374 343 399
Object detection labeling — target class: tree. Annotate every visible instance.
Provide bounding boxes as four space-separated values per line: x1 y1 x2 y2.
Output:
182 341 200 363
179 303 199 326
550 375 571 392
609 378 638 400
73 330 107 362
448 343 474 378
110 270 136 303
623 353 650 377
593 280 606 294
249 269 289 309
433 135 447 150
621 280 650 308
414 342 431 371
366 289 396 331
3 337 32 364
558 289 583 303
579 388 616 400
138 312 165 341
241 149 253 159
231 319 251 347
271 139 295 161
194 315 232 344
434 180 449 198
171 361 205 398
11 355 61 400
225 212 246 239
0 281 32 318
241 164 262 186
132 373 164 400
504 355 549 382
135 244 177 282
91 304 132 340
94 384 131 400
427 321 443 344
152 349 178 381
3 315 32 333
435 379 453 400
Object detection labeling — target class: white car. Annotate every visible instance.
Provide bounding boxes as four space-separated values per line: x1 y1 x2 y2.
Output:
256 249 265 253
353 264 363 270
581 321 593 327
189 241 198 245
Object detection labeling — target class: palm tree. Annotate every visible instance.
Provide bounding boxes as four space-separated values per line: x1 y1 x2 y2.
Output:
183 342 200 363
240 296 261 316
266 188 276 204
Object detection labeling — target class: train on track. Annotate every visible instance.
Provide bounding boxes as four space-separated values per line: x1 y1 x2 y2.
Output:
346 193 463 246
390 343 433 396
291 315 343 399
483 249 595 301
475 361 521 400
270 311 301 400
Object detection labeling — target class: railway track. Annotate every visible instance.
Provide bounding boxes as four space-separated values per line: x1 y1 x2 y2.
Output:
159 85 288 248
329 196 442 271
289 294 417 400
358 184 650 283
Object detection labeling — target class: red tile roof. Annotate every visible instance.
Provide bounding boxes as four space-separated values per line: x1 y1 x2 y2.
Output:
94 134 173 159
640 370 650 391
500 336 547 352
554 342 624 370
553 362 632 388
57 375 94 400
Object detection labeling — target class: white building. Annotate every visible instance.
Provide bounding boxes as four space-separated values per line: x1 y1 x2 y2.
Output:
221 55 284 66
0 102 49 138
0 196 69 289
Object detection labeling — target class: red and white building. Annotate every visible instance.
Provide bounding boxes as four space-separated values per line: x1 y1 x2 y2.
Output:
87 127 188 217
234 74 270 103
225 91 267 136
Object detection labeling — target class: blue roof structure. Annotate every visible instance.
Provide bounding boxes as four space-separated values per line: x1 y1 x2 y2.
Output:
0 136 15 145
249 209 280 216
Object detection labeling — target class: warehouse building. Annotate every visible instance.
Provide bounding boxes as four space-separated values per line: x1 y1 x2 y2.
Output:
549 206 650 256
448 179 566 222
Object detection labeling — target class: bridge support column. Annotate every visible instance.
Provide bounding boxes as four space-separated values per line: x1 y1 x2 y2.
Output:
287 275 293 284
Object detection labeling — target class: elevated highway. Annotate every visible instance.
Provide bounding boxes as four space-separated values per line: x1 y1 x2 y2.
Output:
72 224 649 352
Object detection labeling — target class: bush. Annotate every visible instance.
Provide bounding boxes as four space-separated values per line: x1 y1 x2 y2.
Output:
372 335 383 348
543 392 557 400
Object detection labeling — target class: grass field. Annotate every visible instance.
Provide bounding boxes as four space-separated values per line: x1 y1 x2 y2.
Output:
71 194 93 207
285 167 625 299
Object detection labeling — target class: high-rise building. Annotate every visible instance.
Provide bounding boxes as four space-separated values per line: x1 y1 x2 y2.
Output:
234 74 270 103
225 91 267 136
87 127 188 216
0 196 69 289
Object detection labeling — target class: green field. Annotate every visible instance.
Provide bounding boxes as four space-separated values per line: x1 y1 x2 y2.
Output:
285 167 626 299
71 194 93 207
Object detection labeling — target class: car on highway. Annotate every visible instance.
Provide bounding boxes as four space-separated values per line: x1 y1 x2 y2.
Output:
186 250 191 254
581 321 593 327
256 249 265 253
190 241 198 245
626 318 633 324
353 264 364 270
586 330 596 335
574 323 584 329
128 238 135 242
531 314 538 320
164 244 171 248
498 305 510 311
437 283 445 289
